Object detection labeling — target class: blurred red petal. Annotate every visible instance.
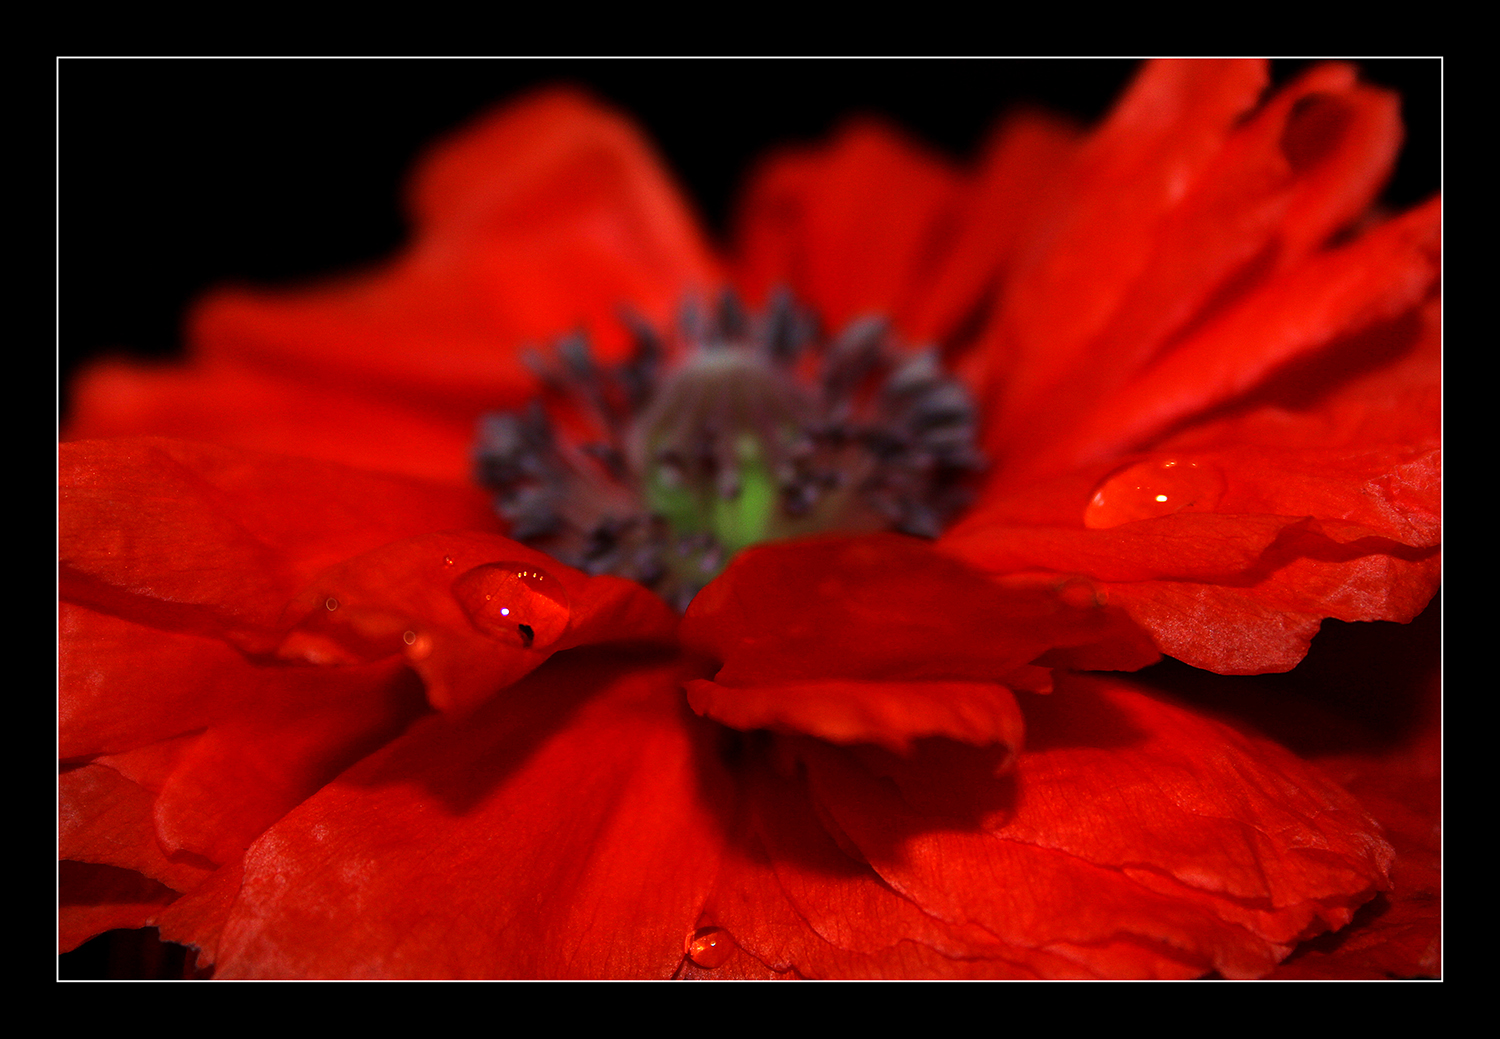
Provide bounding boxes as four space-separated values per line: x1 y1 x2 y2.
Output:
983 63 1411 476
903 108 1082 346
192 89 721 419
65 359 479 484
735 120 963 333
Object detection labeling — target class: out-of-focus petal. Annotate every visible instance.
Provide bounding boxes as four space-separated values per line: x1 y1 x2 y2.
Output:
734 120 964 335
168 651 728 979
903 109 1081 347
978 60 1268 456
65 359 479 485
696 672 1391 979
190 90 721 417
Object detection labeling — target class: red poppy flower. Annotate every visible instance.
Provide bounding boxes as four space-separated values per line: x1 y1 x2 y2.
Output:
60 60 1440 978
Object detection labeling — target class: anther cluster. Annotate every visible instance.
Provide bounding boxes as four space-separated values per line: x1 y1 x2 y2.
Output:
476 290 982 610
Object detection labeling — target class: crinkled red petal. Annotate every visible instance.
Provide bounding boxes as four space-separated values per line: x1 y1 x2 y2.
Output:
184 651 727 979
1139 604 1440 977
687 671 1392 979
60 764 216 894
945 287 1439 674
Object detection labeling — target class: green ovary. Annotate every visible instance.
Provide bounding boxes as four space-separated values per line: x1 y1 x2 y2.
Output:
646 434 777 557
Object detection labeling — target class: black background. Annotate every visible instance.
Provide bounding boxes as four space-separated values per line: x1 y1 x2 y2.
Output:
57 59 1440 420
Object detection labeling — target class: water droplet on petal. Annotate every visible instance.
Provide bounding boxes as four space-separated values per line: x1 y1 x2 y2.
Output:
1055 575 1106 610
452 561 570 649
325 597 339 611
685 926 735 969
443 555 455 567
1083 459 1226 529
403 630 433 662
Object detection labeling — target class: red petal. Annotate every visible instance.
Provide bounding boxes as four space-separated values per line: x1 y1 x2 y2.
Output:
60 764 216 894
945 288 1439 674
734 119 964 334
903 108 1082 346
682 533 1156 693
60 439 499 651
684 676 1025 755
192 651 726 979
59 863 179 954
1143 604 1440 977
978 61 1416 479
1035 197 1440 473
65 359 479 485
190 89 720 419
979 60 1269 459
275 531 676 713
702 668 1392 977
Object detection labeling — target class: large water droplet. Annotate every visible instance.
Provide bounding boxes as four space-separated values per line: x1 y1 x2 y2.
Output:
452 561 571 649
685 926 735 969
1083 459 1226 529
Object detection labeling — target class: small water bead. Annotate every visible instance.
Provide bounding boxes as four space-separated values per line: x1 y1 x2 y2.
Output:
402 629 434 662
1082 458 1227 530
452 561 571 650
685 926 735 970
324 597 339 611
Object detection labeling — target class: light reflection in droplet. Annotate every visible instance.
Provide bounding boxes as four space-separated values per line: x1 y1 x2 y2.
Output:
1083 458 1227 529
324 597 339 611
452 561 571 649
402 630 434 662
685 926 735 969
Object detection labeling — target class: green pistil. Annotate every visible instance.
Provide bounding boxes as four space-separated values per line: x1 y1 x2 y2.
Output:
647 434 777 558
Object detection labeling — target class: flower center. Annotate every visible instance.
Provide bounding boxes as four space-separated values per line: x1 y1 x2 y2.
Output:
475 290 982 610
